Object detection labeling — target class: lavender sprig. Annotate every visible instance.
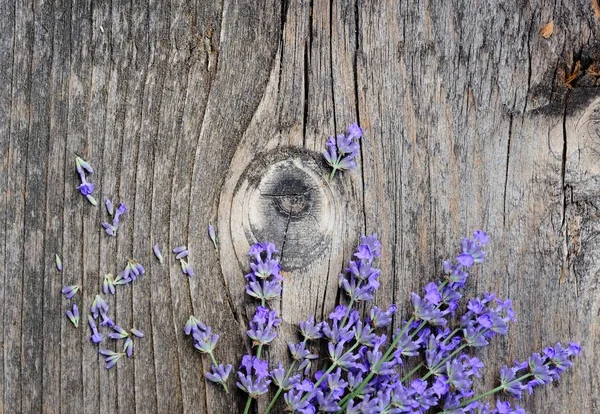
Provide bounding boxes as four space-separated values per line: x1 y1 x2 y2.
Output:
323 123 363 180
184 316 229 392
240 242 283 414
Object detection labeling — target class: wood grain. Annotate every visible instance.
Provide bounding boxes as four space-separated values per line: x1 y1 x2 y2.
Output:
0 0 598 413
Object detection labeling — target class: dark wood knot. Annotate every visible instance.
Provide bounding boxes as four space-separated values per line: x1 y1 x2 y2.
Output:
230 147 335 271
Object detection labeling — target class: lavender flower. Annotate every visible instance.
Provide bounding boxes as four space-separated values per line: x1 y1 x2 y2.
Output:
236 355 271 398
66 304 79 327
180 259 194 277
339 234 382 306
131 328 144 338
75 156 97 206
88 315 103 343
109 325 129 340
153 244 164 263
99 349 125 370
55 254 62 271
61 284 79 299
323 123 363 180
91 294 109 319
123 337 134 357
247 306 281 347
206 364 232 391
245 242 282 301
102 202 127 236
103 274 115 295
100 313 115 328
208 224 217 249
105 198 114 216
184 317 229 392
115 259 145 284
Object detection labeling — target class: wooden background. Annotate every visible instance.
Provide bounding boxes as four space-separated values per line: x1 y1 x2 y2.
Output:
0 0 599 412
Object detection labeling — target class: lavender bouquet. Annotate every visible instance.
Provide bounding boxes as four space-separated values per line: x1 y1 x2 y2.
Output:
186 231 579 414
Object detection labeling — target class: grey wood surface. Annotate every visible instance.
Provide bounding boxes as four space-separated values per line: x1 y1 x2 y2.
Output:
0 0 598 413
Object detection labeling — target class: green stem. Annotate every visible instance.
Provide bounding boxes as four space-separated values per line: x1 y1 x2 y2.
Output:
264 337 309 414
242 345 264 414
340 298 355 327
458 373 532 408
264 361 296 414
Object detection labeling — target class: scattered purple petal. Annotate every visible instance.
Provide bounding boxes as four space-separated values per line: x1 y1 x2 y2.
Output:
55 254 62 271
175 250 189 260
208 224 217 249
105 198 114 216
153 244 164 263
173 246 187 254
130 328 144 338
66 304 79 328
61 284 79 299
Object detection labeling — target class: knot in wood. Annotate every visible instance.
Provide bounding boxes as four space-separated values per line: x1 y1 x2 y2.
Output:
230 148 335 271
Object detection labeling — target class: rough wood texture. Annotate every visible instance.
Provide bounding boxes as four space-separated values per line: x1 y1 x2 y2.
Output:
1 0 598 413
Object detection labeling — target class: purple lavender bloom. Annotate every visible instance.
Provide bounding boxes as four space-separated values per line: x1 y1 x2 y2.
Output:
456 234 487 267
494 400 526 414
66 304 79 328
76 156 94 176
284 389 316 413
123 337 134 357
323 123 363 180
180 259 194 277
102 202 127 236
288 342 318 375
91 295 109 319
175 250 189 259
153 244 164 263
270 362 301 390
328 340 358 370
499 366 526 399
88 315 103 343
247 306 281 346
130 328 144 338
105 198 114 216
411 293 446 326
208 224 217 249
299 315 323 340
173 246 187 254
100 313 115 328
193 327 219 353
109 325 129 340
206 363 232 390
55 254 62 271
103 274 115 295
369 304 397 328
61 284 79 299
99 349 125 370
236 355 272 398
77 180 94 196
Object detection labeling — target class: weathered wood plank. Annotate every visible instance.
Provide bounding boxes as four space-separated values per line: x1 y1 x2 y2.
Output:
1 0 599 413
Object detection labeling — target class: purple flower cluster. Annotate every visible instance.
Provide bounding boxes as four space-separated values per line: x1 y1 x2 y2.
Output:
102 200 127 236
184 315 232 392
323 123 363 180
113 259 145 285
245 242 282 302
75 156 97 206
